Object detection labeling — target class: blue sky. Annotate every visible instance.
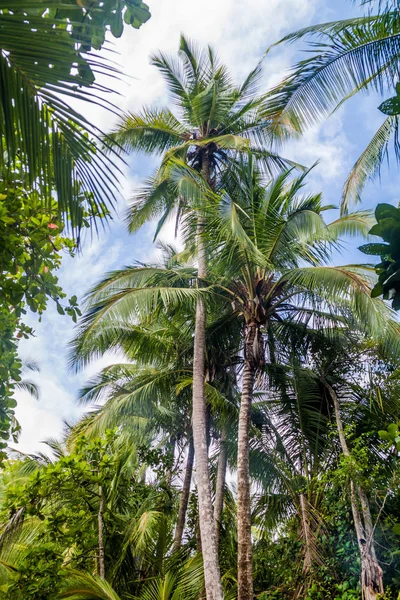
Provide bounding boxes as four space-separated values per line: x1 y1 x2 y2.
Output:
13 0 400 453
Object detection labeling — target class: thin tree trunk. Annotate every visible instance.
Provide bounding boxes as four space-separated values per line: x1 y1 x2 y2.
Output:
98 485 105 579
166 436 176 487
299 493 312 573
173 439 194 552
214 429 228 548
237 323 257 600
191 152 223 600
324 379 383 600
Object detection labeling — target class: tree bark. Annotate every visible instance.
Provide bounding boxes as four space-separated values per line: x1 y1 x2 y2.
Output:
191 151 223 600
237 323 257 600
323 379 383 600
214 429 228 549
299 493 312 574
173 439 194 552
98 485 105 579
166 436 176 487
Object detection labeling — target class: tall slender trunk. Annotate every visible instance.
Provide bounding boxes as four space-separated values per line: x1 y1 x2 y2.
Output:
237 323 257 600
214 429 228 548
98 485 105 579
299 493 312 573
166 436 176 487
324 379 383 600
192 152 223 600
173 439 195 552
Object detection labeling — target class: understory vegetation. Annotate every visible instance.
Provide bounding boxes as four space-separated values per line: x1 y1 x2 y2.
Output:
1 1 400 599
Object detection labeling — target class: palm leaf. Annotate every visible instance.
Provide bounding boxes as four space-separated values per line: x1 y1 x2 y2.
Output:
342 115 399 212
57 570 122 599
0 3 124 232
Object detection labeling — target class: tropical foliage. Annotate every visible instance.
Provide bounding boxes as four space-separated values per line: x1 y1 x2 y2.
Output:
266 0 400 213
360 203 400 309
0 0 150 458
3 2 400 600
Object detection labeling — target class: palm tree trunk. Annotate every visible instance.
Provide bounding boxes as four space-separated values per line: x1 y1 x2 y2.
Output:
214 429 228 548
324 379 383 600
98 484 105 579
237 323 257 600
191 152 223 600
299 493 312 573
173 439 194 552
166 435 176 487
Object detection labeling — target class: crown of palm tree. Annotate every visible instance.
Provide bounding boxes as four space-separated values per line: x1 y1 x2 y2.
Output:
107 35 298 238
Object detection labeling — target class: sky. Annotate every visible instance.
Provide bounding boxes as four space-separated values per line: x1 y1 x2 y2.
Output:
12 0 400 454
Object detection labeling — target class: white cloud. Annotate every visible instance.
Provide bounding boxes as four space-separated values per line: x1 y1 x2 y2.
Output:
85 0 320 126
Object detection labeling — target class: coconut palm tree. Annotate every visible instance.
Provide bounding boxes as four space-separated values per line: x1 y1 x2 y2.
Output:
266 1 400 212
70 252 241 560
309 332 400 600
200 157 400 600
106 36 295 600
70 158 393 600
251 361 334 595
252 324 400 600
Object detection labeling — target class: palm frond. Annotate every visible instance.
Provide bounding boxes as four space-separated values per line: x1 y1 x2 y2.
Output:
108 108 189 155
342 115 399 212
57 570 122 599
266 12 400 131
0 4 124 232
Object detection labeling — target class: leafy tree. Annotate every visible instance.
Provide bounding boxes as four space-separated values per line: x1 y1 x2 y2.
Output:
359 203 400 309
199 157 399 599
0 172 78 463
0 431 184 599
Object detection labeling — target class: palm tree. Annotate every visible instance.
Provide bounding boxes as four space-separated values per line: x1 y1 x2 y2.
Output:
253 325 399 600
71 159 393 599
251 359 334 595
310 333 399 600
266 1 400 212
56 554 204 600
201 158 400 599
70 250 241 561
102 37 295 598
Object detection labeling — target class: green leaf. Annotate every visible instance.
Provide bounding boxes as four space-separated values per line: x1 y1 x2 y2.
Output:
124 8 133 24
393 523 400 535
369 223 384 237
371 282 383 298
359 243 391 255
375 203 400 222
379 95 400 116
110 11 124 38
